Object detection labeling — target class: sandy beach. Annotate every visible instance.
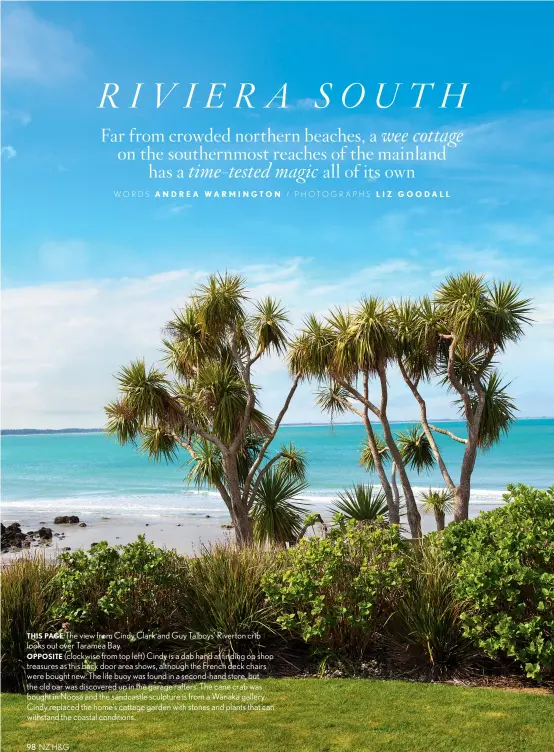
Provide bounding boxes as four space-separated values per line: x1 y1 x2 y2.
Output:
0 512 232 561
0 502 500 562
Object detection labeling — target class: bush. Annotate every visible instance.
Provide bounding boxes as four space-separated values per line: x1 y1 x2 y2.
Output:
263 521 406 658
442 484 554 680
53 536 183 632
180 544 280 652
385 538 475 678
1 556 60 691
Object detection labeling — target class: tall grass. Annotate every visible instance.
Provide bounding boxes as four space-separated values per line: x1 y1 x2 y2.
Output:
180 543 281 652
385 539 475 679
1 556 60 691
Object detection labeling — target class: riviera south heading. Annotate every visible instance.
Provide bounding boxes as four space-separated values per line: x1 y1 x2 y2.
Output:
97 82 469 110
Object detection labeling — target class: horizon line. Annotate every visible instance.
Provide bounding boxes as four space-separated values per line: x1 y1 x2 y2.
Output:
2 416 553 435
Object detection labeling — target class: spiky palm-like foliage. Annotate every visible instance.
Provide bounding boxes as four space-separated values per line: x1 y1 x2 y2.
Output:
390 298 439 382
251 469 308 545
360 435 389 472
185 440 225 489
421 489 454 532
276 443 307 481
250 297 290 355
288 314 334 381
332 484 389 522
469 371 517 449
396 426 435 474
349 297 395 374
105 272 303 545
435 274 532 353
422 489 454 515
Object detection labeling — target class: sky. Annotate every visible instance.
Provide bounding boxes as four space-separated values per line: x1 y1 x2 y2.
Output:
1 1 554 428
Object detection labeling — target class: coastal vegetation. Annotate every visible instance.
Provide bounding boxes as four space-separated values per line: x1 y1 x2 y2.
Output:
331 484 389 522
2 485 553 693
105 273 304 545
290 273 532 536
3 271 546 749
105 270 533 544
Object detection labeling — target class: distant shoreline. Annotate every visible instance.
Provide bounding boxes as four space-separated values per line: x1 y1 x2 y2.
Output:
2 417 552 436
1 428 105 436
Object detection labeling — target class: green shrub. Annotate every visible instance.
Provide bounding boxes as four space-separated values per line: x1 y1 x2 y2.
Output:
263 521 406 657
180 544 280 651
53 536 183 631
1 556 60 691
386 538 475 678
442 484 554 680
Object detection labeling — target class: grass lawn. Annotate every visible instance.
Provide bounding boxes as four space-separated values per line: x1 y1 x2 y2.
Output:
2 678 553 752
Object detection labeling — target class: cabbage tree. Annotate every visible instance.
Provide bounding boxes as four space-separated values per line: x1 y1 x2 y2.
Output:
289 301 423 537
105 273 303 545
392 273 531 521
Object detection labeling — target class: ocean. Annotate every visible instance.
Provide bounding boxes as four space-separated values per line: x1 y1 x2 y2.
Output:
1 419 552 521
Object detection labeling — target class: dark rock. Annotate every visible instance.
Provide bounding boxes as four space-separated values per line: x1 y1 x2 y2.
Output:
26 531 36 536
38 527 53 540
221 524 234 530
2 522 25 550
62 547 71 551
78 522 87 527
205 515 211 518
54 515 80 524
145 523 149 526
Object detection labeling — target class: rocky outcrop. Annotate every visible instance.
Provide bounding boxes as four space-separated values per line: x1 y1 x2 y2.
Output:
1 522 26 551
1 522 55 552
54 515 80 524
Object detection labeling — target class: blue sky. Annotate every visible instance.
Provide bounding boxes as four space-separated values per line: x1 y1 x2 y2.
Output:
2 1 553 428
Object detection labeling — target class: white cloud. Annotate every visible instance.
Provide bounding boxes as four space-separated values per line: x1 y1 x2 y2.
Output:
438 243 506 272
308 260 421 298
289 98 326 110
430 267 451 278
1 145 17 160
2 262 551 428
2 6 88 85
156 204 193 219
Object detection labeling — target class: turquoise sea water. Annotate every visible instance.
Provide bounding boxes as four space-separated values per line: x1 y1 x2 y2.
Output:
1 420 552 520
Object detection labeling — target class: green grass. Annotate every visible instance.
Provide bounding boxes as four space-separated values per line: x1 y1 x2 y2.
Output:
2 678 553 752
